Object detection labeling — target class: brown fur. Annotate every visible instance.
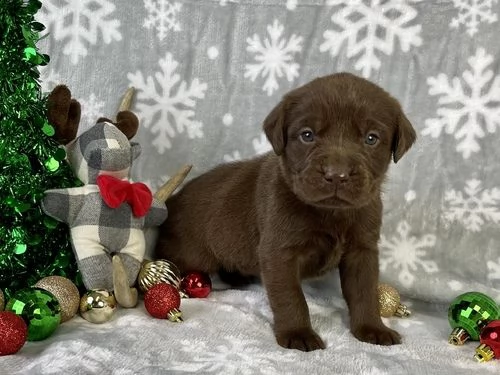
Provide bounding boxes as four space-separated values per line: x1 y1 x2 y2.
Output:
155 73 416 351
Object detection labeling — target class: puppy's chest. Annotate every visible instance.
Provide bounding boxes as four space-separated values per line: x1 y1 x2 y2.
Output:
298 232 346 279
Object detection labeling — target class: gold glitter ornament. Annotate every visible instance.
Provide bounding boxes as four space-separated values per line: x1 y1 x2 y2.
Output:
79 289 117 324
34 276 80 323
0 289 4 311
377 283 411 318
138 259 182 293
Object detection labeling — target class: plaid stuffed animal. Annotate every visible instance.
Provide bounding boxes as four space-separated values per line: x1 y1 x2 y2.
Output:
41 85 168 309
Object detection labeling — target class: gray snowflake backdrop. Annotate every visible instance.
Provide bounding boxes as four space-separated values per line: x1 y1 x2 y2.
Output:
37 0 500 304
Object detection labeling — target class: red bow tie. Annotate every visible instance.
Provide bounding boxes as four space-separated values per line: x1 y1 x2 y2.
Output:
96 175 153 217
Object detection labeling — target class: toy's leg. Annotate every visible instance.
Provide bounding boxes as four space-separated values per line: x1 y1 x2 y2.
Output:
120 253 142 286
112 255 138 308
111 229 145 308
71 227 113 291
79 255 113 290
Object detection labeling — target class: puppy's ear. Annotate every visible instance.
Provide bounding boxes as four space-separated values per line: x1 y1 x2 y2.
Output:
263 98 288 156
392 112 416 163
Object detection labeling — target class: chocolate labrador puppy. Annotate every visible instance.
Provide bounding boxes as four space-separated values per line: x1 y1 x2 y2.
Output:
155 72 416 351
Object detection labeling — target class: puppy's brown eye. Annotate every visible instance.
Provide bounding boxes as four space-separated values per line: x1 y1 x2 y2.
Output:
365 133 379 146
300 130 315 143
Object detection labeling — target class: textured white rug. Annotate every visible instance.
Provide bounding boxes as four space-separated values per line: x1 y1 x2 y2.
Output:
3 273 499 375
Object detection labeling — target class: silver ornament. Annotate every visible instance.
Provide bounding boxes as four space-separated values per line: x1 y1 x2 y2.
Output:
79 289 117 324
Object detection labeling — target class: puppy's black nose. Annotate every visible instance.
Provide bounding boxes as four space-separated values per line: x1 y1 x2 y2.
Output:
322 165 350 184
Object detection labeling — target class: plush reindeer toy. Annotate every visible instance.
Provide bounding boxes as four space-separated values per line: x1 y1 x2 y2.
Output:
42 85 169 309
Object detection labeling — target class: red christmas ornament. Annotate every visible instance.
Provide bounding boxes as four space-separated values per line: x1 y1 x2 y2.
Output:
144 283 182 322
180 271 212 298
474 320 500 362
0 311 28 356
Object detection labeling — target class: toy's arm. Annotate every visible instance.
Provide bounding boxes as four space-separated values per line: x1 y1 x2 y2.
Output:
145 198 168 227
42 188 85 224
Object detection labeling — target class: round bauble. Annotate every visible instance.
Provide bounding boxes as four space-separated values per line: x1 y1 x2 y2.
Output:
35 276 80 323
5 288 61 341
138 259 182 293
377 283 411 318
144 283 182 322
0 311 28 356
79 289 117 324
180 271 212 298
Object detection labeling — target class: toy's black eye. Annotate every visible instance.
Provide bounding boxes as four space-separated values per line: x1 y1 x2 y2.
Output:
300 129 315 143
365 133 379 146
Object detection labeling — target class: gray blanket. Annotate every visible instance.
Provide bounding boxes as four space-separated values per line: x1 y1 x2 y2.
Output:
6 0 500 373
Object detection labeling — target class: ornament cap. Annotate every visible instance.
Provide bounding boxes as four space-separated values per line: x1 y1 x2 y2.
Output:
395 304 411 318
474 343 495 363
448 327 470 346
167 308 183 323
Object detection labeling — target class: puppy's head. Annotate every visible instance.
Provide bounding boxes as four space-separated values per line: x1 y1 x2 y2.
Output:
263 73 416 209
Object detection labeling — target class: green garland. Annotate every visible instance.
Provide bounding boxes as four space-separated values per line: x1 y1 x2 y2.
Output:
0 0 81 300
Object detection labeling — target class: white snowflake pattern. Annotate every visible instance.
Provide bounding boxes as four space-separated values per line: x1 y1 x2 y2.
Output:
450 0 498 36
423 48 500 159
487 257 500 280
219 0 239 5
443 179 500 232
127 52 207 153
39 66 61 93
18 340 116 374
252 133 272 155
207 46 219 60
448 280 464 291
320 0 422 78
143 0 182 41
245 19 303 96
39 0 121 65
79 94 105 132
222 113 233 126
380 221 438 288
286 0 298 10
223 151 242 163
404 190 416 203
169 338 294 374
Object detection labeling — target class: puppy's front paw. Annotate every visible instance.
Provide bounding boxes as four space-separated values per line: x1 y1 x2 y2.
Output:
275 328 326 352
351 324 401 345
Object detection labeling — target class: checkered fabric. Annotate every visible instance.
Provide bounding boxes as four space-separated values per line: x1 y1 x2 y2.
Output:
42 122 168 291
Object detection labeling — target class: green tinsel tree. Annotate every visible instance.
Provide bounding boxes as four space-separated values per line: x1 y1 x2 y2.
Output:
0 0 81 300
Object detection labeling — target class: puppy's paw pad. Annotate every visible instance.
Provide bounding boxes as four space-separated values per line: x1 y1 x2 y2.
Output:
276 328 325 352
352 325 401 346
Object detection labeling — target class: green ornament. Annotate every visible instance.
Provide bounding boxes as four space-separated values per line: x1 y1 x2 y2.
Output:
6 287 61 341
448 291 500 345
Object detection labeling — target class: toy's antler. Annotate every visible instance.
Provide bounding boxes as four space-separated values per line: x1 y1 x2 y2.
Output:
116 86 193 201
114 87 139 139
118 87 135 113
155 165 193 202
96 87 139 139
47 85 81 145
